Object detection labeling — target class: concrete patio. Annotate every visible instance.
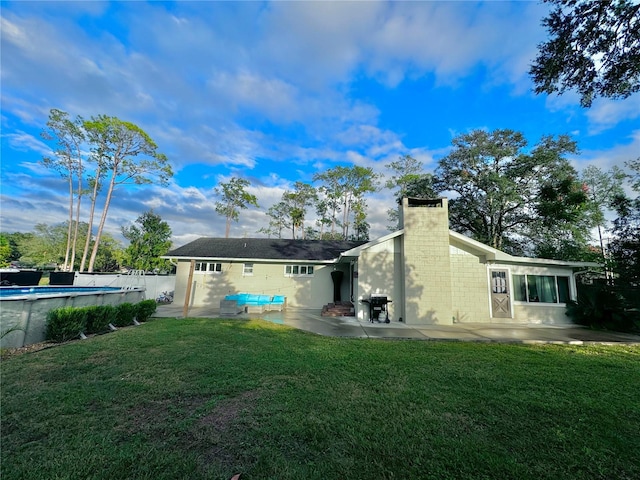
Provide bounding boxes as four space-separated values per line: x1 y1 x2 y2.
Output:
153 304 640 345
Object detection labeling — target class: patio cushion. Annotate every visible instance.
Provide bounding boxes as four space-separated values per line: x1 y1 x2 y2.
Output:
271 295 285 305
225 293 286 309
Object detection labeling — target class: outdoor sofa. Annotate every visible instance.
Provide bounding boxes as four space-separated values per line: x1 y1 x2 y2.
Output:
220 293 286 314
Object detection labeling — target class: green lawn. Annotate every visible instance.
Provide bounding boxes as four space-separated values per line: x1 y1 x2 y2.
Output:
2 318 639 480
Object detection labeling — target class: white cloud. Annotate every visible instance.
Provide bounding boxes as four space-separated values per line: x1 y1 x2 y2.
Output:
2 131 51 155
363 2 548 88
586 94 640 134
1 0 637 250
208 71 299 122
575 130 640 172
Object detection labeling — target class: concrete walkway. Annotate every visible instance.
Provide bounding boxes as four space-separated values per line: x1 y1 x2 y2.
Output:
153 304 640 345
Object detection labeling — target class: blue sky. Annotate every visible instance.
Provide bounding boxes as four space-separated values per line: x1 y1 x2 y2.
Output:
1 1 639 248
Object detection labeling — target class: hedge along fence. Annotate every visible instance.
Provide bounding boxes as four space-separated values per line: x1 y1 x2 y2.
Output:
45 300 157 343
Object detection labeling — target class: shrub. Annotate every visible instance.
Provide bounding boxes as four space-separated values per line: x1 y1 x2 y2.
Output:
46 307 87 343
85 305 117 334
566 283 636 332
113 303 136 327
136 300 157 322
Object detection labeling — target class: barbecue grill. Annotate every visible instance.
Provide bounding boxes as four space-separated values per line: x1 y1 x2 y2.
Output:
361 293 392 323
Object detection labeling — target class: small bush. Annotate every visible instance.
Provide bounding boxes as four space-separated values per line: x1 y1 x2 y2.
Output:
46 307 87 343
566 283 636 332
85 305 117 334
136 300 157 322
114 303 136 327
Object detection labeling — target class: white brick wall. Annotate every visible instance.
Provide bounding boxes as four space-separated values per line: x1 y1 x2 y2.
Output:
401 198 453 324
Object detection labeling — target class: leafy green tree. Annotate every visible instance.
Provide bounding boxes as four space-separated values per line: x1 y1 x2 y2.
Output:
214 177 259 238
41 109 86 271
580 165 626 259
532 170 595 260
530 0 640 107
350 197 370 241
0 235 11 267
281 182 317 239
17 223 67 267
83 115 172 272
401 174 437 203
315 187 342 238
1 232 34 264
259 202 288 238
609 195 640 285
5 223 122 270
90 233 123 272
434 129 590 256
571 160 640 331
313 165 379 240
609 159 640 286
384 154 434 230
303 226 320 240
313 197 334 239
121 210 173 272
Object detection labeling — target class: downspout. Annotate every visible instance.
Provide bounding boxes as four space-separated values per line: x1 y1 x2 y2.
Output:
571 268 594 302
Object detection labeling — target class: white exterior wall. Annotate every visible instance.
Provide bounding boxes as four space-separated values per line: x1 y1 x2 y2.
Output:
354 237 403 321
494 263 576 325
449 242 491 323
401 199 453 325
174 260 346 309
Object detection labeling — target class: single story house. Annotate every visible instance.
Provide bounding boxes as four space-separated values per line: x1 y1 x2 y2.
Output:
164 197 597 325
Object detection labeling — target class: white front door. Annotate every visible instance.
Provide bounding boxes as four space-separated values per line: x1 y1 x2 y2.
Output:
490 269 511 318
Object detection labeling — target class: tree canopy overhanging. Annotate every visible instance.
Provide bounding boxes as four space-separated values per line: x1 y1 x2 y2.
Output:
530 0 640 107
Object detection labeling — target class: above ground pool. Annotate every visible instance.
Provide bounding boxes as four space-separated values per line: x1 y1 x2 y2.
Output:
0 285 146 349
0 286 122 298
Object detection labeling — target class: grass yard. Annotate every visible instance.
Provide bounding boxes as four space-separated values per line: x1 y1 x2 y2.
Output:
2 318 639 480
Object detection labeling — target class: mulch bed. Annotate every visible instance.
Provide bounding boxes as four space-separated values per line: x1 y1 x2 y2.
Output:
1 341 58 360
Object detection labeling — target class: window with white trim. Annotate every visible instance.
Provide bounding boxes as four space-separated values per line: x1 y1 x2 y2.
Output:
194 262 222 273
243 263 254 276
284 265 315 277
513 275 570 304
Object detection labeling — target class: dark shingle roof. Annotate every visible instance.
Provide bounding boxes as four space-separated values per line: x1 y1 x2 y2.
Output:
165 238 367 262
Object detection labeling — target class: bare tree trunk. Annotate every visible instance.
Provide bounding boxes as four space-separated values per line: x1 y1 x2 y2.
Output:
80 167 101 272
597 223 605 259
69 172 82 271
596 223 612 282
225 216 231 238
63 173 73 271
342 193 352 240
88 169 116 272
331 204 337 235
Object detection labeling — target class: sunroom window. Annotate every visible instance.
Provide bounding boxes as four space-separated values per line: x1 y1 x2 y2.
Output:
513 275 570 304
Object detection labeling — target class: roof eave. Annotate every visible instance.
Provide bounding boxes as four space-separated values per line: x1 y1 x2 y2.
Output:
448 230 601 268
340 229 405 258
160 255 339 264
491 256 601 268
